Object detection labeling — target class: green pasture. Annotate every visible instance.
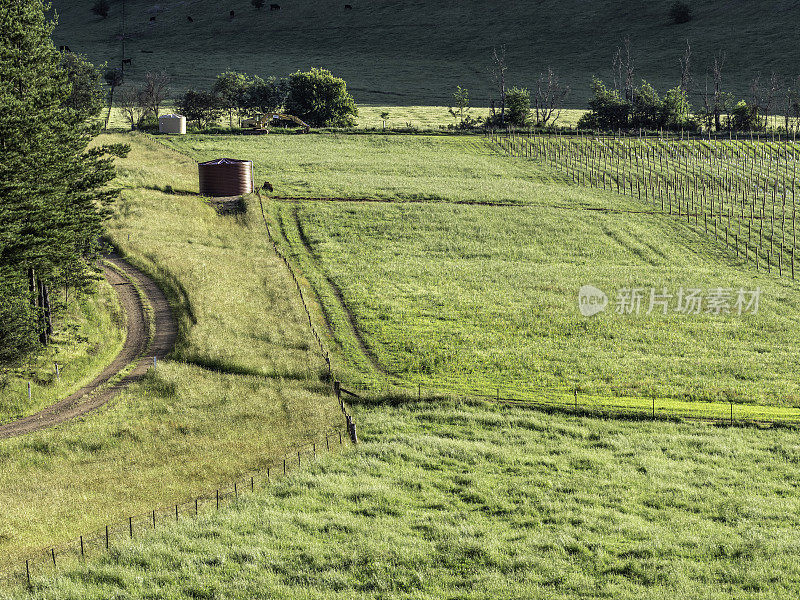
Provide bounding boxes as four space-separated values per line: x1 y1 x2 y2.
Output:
0 133 341 566
50 0 800 107
13 400 800 599
164 133 800 411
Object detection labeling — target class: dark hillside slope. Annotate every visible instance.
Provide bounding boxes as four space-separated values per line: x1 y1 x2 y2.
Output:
51 0 800 107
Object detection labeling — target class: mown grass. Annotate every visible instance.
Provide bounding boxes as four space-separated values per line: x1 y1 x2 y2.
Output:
0 279 125 424
13 400 800 599
50 0 800 107
0 133 341 565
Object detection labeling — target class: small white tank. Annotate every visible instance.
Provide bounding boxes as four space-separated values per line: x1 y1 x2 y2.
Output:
158 114 187 134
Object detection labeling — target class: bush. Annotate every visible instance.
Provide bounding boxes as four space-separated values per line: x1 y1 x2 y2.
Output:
669 1 692 24
285 68 357 127
91 0 110 18
252 0 266 8
730 101 760 131
505 87 531 127
578 78 630 131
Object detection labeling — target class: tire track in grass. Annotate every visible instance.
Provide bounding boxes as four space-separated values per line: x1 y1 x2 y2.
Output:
0 255 177 438
284 203 387 378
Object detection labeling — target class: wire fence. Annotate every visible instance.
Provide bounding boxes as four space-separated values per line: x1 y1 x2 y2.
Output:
2 421 354 590
336 375 800 428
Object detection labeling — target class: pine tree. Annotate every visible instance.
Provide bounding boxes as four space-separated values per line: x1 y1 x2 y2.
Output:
0 0 127 364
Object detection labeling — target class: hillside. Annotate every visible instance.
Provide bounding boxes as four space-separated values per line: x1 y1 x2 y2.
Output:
50 0 800 108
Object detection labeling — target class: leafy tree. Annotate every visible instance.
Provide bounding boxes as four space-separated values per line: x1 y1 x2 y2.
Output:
578 78 630 131
242 75 287 115
178 89 223 128
660 86 697 130
630 81 662 129
285 68 357 127
730 101 760 131
448 86 470 125
251 0 266 9
0 0 127 361
91 0 110 18
213 71 250 128
505 87 531 127
669 1 692 24
60 52 106 122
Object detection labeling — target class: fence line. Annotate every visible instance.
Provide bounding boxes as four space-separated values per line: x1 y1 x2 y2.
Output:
486 129 800 278
4 186 363 590
336 376 800 429
3 423 353 589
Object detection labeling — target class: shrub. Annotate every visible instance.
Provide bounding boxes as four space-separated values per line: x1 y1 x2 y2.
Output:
578 78 630 131
91 0 110 18
669 1 692 24
730 101 760 131
252 0 266 8
505 87 531 127
285 68 357 127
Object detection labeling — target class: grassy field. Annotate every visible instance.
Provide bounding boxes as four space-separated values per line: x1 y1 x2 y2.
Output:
160 133 800 410
50 0 800 108
0 133 341 568
0 280 125 424
13 399 800 599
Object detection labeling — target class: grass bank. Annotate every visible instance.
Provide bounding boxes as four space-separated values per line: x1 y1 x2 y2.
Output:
164 133 800 411
0 133 341 567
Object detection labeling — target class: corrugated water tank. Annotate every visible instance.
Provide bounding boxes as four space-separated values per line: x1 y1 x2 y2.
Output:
198 158 254 197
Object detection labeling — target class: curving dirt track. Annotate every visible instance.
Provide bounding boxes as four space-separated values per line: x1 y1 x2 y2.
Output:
0 255 177 439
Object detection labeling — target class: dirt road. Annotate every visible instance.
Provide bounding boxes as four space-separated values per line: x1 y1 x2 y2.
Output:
0 255 177 439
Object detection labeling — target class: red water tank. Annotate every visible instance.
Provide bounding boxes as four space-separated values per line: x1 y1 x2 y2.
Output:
198 158 254 197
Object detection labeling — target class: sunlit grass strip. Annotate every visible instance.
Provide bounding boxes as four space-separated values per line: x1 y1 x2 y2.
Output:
2 423 351 590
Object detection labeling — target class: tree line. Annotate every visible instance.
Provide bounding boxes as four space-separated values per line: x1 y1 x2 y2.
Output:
0 0 126 366
103 67 358 131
